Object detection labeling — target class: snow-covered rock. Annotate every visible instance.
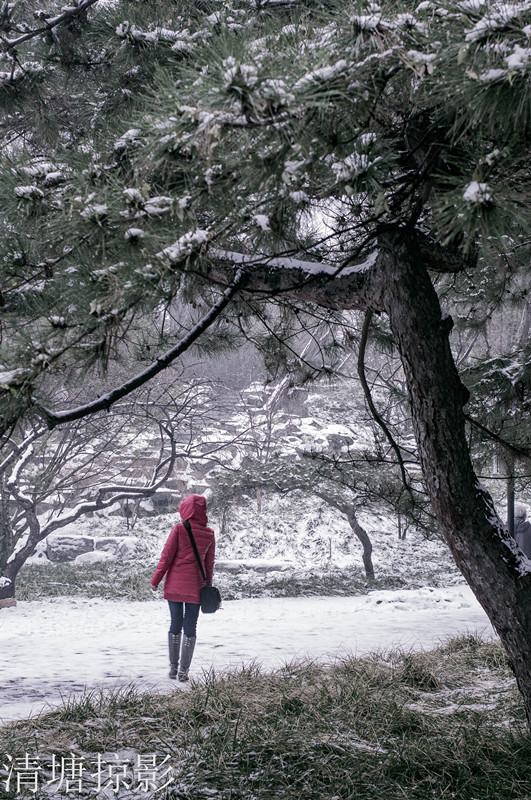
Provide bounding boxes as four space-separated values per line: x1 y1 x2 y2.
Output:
74 550 116 565
46 535 94 563
94 537 120 553
215 559 294 574
115 537 144 558
25 550 52 566
215 560 243 573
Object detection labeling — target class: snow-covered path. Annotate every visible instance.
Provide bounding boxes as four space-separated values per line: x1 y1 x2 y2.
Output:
0 585 494 725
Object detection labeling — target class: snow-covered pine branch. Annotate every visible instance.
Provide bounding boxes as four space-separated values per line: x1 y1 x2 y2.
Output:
0 0 101 50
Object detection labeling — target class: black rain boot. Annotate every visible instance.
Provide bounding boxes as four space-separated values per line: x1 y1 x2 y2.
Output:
178 635 196 682
168 632 181 679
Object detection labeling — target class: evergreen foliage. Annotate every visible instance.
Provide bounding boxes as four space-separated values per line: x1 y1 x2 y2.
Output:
0 0 529 432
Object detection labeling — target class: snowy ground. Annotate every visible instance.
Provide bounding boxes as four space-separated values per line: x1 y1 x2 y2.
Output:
0 585 495 725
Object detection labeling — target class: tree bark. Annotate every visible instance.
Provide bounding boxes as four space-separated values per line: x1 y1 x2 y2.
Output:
0 474 14 574
373 230 531 725
200 239 531 723
346 506 375 580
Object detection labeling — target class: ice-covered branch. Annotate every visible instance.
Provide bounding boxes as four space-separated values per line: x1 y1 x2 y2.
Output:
5 444 35 506
0 429 43 475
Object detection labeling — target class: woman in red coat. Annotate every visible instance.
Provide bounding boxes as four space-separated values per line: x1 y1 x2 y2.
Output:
151 494 215 681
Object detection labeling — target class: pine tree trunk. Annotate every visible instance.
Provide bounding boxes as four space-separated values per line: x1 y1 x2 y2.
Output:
376 231 531 725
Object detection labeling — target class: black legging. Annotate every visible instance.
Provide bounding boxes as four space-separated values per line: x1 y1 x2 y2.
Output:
168 601 200 637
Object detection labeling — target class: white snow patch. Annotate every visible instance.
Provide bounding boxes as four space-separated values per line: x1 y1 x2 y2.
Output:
463 181 492 204
0 368 27 386
479 68 508 80
0 586 494 723
253 214 270 231
80 203 108 220
14 185 44 200
157 230 210 263
289 190 309 204
74 551 116 565
144 195 172 214
293 60 348 90
124 227 145 240
506 44 531 68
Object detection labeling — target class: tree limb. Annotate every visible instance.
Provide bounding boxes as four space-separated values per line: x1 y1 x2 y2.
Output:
357 309 415 502
38 269 247 428
207 248 380 310
465 413 531 461
0 0 100 51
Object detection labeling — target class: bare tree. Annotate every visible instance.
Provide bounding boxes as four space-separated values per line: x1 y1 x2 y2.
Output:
0 384 215 602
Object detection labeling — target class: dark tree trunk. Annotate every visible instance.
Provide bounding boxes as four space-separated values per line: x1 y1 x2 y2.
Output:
312 490 376 579
0 474 14 575
0 558 19 600
397 513 407 540
0 503 42 601
347 506 375 580
375 230 531 725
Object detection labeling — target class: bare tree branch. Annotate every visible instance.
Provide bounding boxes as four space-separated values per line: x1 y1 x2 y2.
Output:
0 402 180 596
38 269 247 428
357 309 415 503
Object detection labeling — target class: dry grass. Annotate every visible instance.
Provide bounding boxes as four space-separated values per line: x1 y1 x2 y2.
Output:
1 635 530 799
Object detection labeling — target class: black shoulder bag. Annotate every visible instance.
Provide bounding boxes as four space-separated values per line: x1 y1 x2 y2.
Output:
183 520 222 614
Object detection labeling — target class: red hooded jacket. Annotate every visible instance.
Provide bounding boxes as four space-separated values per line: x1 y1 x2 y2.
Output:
151 494 215 603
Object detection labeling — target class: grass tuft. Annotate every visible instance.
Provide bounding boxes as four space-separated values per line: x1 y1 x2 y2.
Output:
1 637 530 799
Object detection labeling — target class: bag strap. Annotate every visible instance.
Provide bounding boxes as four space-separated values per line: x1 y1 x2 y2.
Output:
183 519 207 585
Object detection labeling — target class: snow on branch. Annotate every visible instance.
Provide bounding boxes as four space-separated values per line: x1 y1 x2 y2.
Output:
209 248 376 277
5 444 35 506
0 428 44 476
0 0 101 51
206 247 380 311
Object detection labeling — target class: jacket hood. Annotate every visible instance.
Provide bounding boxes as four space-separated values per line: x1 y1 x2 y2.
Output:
179 494 208 525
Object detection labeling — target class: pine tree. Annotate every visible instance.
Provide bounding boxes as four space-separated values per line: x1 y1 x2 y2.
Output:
1 0 531 723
